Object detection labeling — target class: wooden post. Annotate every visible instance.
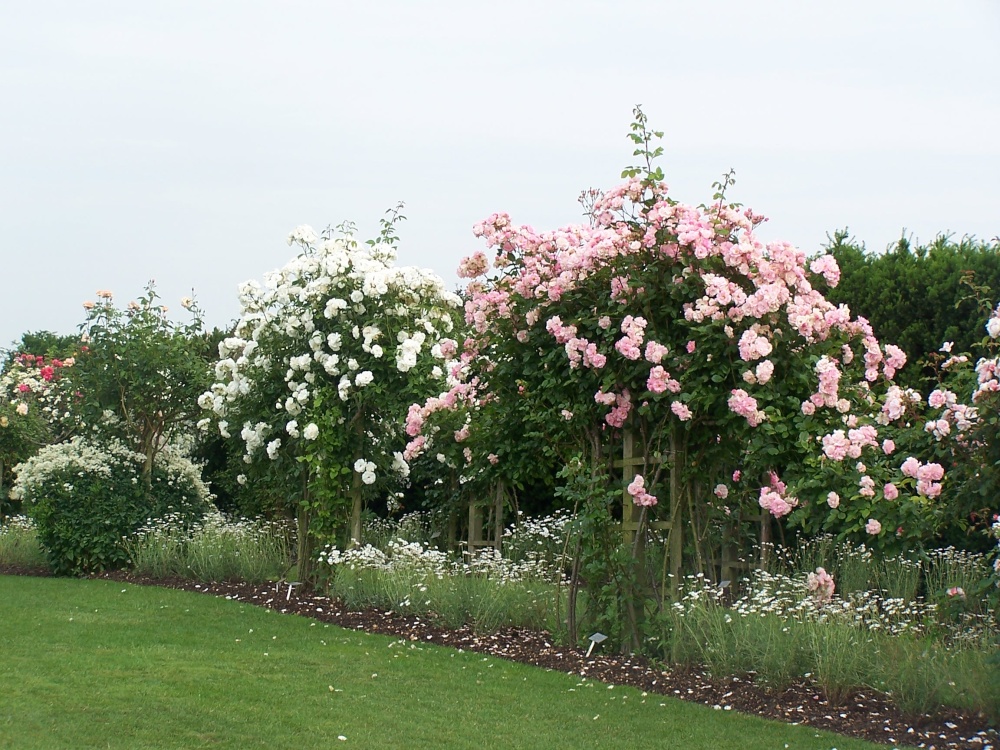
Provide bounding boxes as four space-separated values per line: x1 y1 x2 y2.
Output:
759 511 772 570
349 469 363 548
614 431 676 597
667 426 683 600
466 482 504 559
493 482 504 552
446 511 458 554
296 474 315 586
467 498 483 557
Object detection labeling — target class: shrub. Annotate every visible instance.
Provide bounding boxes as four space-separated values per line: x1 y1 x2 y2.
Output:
12 438 211 575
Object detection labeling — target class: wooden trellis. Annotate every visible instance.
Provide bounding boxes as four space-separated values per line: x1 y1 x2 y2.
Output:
614 431 770 597
466 481 504 558
614 431 682 598
715 512 770 590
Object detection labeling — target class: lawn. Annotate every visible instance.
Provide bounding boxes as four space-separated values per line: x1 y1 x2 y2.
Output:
0 575 887 750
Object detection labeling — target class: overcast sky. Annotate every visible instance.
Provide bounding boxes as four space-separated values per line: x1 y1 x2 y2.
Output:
2 1 998 351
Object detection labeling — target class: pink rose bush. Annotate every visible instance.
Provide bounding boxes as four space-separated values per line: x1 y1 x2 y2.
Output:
405 113 999 557
399 117 974 557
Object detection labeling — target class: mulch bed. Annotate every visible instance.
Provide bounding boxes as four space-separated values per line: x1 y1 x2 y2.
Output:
4 564 997 749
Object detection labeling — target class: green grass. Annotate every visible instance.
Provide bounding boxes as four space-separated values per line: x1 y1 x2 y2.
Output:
0 576 885 750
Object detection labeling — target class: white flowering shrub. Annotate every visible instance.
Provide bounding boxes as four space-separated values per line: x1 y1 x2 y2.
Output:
200 221 461 577
12 437 212 575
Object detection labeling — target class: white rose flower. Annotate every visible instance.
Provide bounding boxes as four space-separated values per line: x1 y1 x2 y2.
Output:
987 317 1000 339
338 376 351 401
361 470 376 485
266 439 281 459
287 225 318 246
353 458 367 473
355 371 374 387
392 452 410 478
303 423 319 440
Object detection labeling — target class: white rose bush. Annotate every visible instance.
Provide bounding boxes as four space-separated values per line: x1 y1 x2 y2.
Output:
200 218 461 581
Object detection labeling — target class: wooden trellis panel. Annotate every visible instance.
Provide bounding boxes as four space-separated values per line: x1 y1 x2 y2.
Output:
614 431 682 598
467 481 504 557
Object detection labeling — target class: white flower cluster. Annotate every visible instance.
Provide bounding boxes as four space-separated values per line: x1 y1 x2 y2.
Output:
199 228 461 476
353 458 378 485
132 509 292 546
10 437 213 509
502 509 574 569
10 437 145 501
987 305 1000 339
0 514 36 533
318 538 562 585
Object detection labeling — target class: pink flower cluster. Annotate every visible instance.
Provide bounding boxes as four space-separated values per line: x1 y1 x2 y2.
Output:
457 251 490 279
809 255 841 287
603 390 632 428
647 366 681 395
737 327 773 362
758 472 798 518
670 401 692 421
2 352 77 432
644 340 668 364
820 424 878 461
975 358 1000 400
882 344 907 380
627 473 657 507
811 356 841 408
806 566 835 603
728 389 765 426
614 315 647 360
900 457 945 498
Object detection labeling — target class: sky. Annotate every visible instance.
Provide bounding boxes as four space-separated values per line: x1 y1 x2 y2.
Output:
2 0 998 350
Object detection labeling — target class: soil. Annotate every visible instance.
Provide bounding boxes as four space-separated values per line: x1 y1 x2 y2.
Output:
4 564 996 749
